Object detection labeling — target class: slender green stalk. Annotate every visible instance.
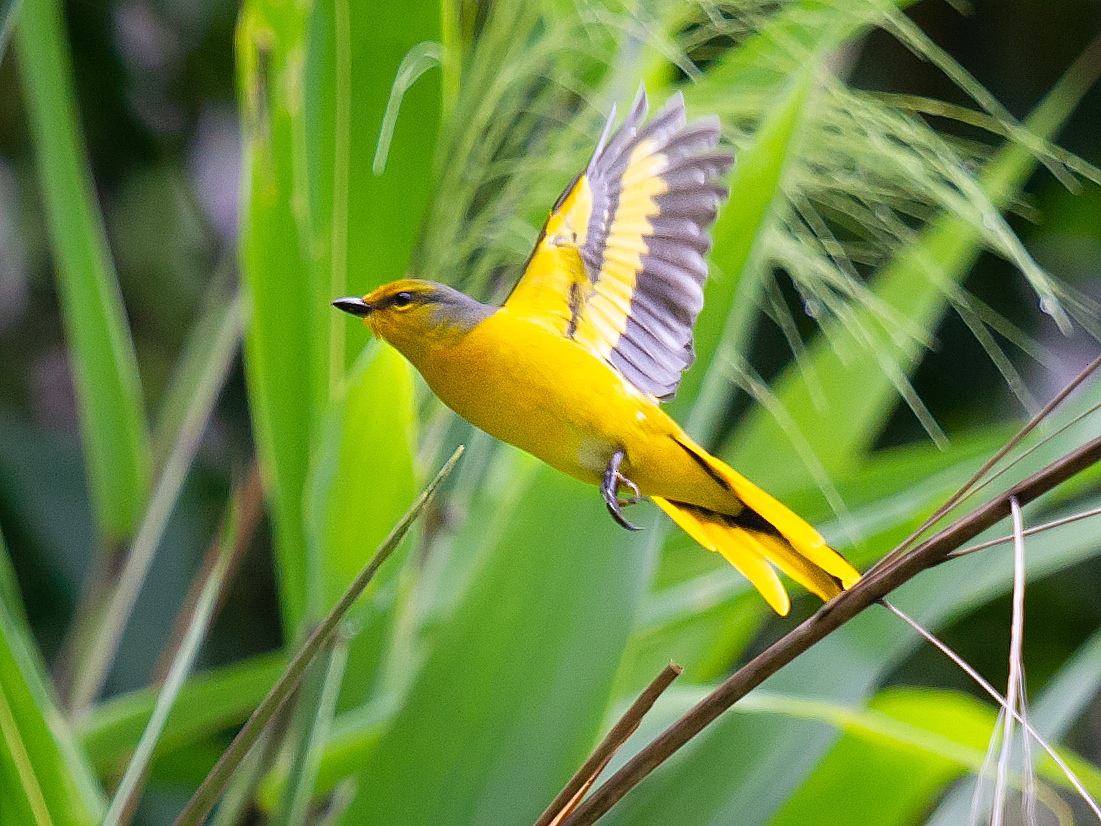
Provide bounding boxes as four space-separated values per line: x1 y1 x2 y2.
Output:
171 447 462 826
0 684 54 826
101 498 242 826
271 641 348 826
71 294 243 716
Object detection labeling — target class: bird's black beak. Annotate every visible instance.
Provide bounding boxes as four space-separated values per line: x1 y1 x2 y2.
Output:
333 296 372 317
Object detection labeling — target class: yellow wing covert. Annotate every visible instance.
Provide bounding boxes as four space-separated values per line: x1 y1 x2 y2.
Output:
505 88 735 401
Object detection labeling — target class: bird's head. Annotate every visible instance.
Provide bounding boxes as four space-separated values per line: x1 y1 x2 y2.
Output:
334 279 493 363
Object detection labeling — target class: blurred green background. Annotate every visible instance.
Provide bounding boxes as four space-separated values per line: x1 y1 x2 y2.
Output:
1 0 1100 824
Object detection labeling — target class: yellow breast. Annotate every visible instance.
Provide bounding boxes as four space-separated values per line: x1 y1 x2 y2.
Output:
415 309 639 483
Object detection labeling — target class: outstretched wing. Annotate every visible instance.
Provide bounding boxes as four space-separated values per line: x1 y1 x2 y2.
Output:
505 88 734 401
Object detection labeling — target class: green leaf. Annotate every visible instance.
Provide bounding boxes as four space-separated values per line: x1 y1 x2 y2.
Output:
926 622 1101 825
308 343 417 612
305 342 417 707
302 0 442 367
78 653 286 774
15 0 150 541
746 686 1101 826
0 530 104 826
239 0 442 636
766 689 986 826
238 0 322 636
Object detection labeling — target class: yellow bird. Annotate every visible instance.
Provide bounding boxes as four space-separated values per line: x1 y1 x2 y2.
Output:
336 89 860 615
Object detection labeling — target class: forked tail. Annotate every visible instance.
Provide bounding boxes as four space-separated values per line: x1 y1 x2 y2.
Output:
654 439 860 616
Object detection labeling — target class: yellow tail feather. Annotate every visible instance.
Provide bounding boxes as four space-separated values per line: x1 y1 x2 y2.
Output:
653 496 791 614
659 438 862 615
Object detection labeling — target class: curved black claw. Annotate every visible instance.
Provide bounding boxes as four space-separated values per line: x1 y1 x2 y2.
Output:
602 449 643 532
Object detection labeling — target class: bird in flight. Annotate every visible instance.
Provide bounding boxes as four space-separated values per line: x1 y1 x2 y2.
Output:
335 88 860 615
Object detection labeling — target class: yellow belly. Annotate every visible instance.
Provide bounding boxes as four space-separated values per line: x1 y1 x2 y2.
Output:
413 308 732 511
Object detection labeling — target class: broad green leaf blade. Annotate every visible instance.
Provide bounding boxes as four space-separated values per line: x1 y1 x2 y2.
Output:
338 465 647 826
302 0 442 369
926 623 1101 826
759 686 1101 826
15 0 150 541
305 342 417 709
308 343 417 611
767 690 987 826
0 530 104 826
237 0 321 635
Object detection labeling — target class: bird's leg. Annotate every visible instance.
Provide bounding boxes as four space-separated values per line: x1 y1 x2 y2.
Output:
602 449 642 532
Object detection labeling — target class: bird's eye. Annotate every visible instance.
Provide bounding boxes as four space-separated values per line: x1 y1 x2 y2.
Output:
392 291 414 308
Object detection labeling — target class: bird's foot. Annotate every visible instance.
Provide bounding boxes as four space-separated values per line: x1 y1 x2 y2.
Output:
602 449 642 531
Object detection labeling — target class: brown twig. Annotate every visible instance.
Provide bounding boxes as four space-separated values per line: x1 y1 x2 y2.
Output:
560 432 1101 826
880 353 1101 567
534 663 682 826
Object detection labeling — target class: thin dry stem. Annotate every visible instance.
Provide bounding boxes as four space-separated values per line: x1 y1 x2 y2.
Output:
883 602 1101 822
559 433 1101 826
534 663 682 826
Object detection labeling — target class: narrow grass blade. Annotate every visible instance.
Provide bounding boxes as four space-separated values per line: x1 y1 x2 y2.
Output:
677 64 817 436
101 494 243 826
78 653 285 774
171 447 461 826
0 683 54 826
70 293 242 716
725 32 1101 489
270 641 347 826
15 0 150 541
206 729 276 826
0 530 104 826
151 266 240 467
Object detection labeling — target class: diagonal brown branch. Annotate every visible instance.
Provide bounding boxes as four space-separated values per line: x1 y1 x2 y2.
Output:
559 432 1101 826
534 663 682 826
